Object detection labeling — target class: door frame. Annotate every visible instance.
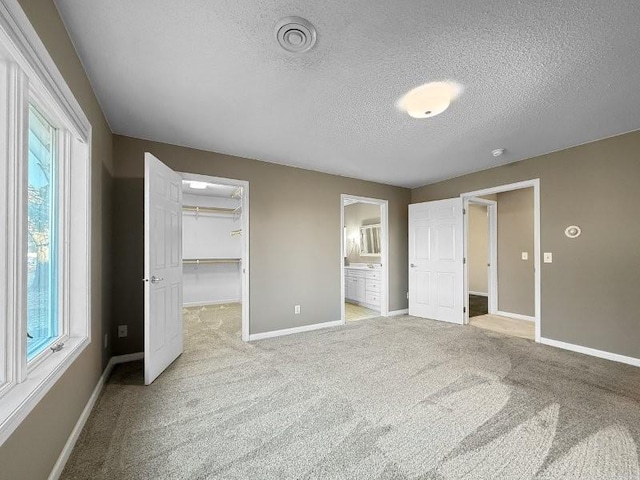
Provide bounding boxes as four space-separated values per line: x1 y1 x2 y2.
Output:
461 179 541 342
340 194 389 323
180 172 250 341
464 197 498 318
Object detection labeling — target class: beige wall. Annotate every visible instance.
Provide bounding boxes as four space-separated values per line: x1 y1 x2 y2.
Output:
468 204 489 294
412 131 640 359
344 202 381 264
112 135 410 350
0 1 113 479
496 189 534 316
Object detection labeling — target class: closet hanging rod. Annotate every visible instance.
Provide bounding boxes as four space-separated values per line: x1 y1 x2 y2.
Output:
183 258 241 265
183 205 235 215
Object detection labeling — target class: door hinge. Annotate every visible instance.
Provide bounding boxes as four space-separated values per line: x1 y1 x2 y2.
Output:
463 306 466 313
463 258 466 264
463 208 466 214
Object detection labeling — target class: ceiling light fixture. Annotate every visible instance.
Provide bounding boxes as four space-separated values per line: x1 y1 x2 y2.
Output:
492 148 506 157
397 81 463 119
275 17 317 53
189 181 208 190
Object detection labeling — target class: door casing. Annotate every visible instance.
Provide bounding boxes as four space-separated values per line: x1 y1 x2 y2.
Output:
463 197 497 320
461 179 541 342
340 194 390 323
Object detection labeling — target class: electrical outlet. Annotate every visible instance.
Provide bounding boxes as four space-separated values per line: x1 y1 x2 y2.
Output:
104 333 108 349
544 252 553 263
521 252 528 260
118 325 128 338
294 305 301 315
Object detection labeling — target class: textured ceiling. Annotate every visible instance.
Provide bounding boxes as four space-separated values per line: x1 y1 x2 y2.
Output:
55 0 640 187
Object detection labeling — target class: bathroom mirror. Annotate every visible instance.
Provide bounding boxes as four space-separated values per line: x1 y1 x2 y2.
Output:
360 224 381 256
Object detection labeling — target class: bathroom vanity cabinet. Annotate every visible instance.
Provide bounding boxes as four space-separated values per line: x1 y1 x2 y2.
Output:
345 266 381 310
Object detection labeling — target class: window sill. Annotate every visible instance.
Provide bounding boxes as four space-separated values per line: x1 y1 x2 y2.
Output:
0 335 89 446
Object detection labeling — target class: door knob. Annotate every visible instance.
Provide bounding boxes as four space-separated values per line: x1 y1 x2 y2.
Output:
143 275 164 284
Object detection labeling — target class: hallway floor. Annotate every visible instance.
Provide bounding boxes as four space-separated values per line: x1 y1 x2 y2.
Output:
470 314 535 340
469 294 489 317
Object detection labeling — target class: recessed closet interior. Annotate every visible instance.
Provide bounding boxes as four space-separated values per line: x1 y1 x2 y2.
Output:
181 178 244 337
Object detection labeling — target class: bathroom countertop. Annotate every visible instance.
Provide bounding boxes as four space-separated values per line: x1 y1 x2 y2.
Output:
345 264 381 270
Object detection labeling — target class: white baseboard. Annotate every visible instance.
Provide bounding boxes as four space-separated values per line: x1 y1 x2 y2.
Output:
386 309 409 316
48 352 144 480
183 299 241 307
469 291 488 297
248 320 342 341
539 337 640 368
496 310 536 322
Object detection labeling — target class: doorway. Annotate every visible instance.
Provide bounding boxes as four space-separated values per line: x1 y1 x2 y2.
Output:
462 180 540 342
466 198 497 318
340 195 389 323
180 172 250 343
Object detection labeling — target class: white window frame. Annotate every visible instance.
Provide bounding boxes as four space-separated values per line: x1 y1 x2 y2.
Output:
0 0 92 446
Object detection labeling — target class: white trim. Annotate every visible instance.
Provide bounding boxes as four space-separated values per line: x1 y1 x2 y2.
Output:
495 311 536 322
0 0 90 141
0 0 92 447
48 352 144 480
179 173 250 341
463 198 498 319
340 194 390 327
0 337 88 446
461 179 541 342
182 299 241 308
469 291 488 297
248 320 342 341
386 309 409 316
540 337 640 368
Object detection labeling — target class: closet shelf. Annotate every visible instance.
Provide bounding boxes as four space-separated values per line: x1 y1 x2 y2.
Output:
183 205 237 217
183 258 241 265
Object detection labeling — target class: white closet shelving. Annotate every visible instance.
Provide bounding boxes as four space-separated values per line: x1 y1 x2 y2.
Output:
182 193 242 307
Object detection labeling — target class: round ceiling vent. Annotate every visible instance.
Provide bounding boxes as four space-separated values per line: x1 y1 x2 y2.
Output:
275 17 316 53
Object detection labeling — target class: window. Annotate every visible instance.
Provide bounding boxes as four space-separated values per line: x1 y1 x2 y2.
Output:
0 0 92 446
27 105 59 361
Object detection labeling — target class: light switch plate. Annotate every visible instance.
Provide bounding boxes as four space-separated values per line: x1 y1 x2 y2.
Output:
544 252 553 263
294 305 301 314
521 252 528 260
118 325 128 337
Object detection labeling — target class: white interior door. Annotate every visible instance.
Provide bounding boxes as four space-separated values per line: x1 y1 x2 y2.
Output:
409 198 464 324
144 152 183 385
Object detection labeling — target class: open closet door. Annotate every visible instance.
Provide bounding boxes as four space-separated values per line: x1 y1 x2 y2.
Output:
409 198 464 324
144 152 183 385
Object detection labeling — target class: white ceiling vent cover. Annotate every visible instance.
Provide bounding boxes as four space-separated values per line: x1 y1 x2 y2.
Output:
275 17 317 53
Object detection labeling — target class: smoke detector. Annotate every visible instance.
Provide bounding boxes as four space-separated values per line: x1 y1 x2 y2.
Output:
275 17 316 53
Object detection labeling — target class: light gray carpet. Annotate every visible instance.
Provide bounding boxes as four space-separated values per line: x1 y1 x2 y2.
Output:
61 304 640 479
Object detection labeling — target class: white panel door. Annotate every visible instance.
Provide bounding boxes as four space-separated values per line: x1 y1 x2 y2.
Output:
144 152 183 385
409 198 464 324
